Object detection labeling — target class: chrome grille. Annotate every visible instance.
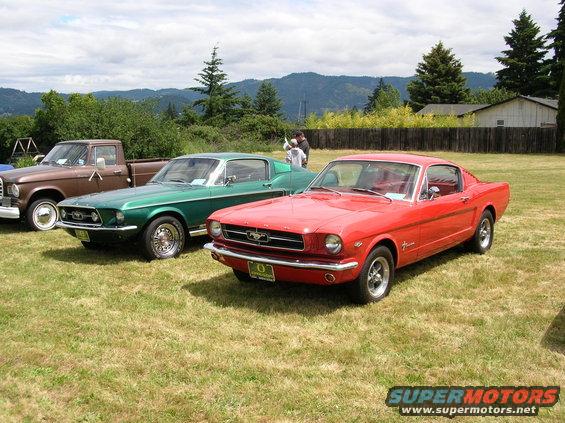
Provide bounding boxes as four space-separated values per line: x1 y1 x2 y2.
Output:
60 206 102 226
222 224 304 251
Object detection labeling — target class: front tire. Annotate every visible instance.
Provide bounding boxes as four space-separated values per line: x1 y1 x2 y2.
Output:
348 246 394 304
465 210 494 254
141 216 185 260
26 198 59 231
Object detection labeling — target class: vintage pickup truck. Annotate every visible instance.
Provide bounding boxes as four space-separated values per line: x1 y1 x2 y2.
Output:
0 139 168 230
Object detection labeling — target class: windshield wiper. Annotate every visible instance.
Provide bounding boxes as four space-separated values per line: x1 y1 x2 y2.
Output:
351 187 393 202
309 185 342 196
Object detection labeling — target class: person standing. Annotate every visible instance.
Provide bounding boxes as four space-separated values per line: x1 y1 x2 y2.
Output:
293 130 310 168
285 139 307 167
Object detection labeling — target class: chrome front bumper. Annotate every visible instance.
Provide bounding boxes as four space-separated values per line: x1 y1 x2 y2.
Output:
0 206 20 219
55 221 138 231
204 242 358 271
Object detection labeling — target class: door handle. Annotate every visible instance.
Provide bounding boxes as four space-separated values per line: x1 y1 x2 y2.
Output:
460 196 470 203
113 170 122 175
263 182 272 188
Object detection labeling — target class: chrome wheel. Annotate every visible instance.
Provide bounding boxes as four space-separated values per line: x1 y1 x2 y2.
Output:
151 223 181 258
366 256 390 298
478 218 492 249
33 201 58 231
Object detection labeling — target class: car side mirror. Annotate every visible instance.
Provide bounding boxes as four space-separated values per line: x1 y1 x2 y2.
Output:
427 186 440 200
96 157 106 170
225 175 236 186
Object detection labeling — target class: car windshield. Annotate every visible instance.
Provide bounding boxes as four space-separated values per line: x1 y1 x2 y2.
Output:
150 157 219 185
41 143 88 166
308 160 420 201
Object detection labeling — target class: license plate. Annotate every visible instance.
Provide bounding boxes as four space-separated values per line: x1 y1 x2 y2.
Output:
2 198 10 207
75 229 90 242
248 261 275 282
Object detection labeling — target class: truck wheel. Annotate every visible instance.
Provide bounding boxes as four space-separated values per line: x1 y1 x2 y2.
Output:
141 216 185 260
26 198 59 231
348 246 394 304
465 210 494 254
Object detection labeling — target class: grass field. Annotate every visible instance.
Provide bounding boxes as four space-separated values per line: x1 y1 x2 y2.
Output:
0 150 564 422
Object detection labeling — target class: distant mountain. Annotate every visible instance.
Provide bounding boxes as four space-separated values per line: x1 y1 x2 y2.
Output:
0 71 497 119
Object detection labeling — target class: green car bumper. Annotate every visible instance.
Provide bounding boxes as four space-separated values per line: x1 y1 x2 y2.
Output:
56 221 139 243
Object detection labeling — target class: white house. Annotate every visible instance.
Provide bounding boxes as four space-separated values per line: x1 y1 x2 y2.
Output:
417 96 557 127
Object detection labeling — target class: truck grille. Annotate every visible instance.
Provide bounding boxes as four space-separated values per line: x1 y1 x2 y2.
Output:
60 206 103 226
222 224 304 251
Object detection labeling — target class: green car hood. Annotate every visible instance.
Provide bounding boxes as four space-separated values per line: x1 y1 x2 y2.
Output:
59 183 209 210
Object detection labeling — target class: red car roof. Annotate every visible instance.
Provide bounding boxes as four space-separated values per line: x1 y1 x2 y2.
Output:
337 153 452 166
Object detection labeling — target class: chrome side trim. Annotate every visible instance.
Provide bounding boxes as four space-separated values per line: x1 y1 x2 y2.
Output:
188 228 208 236
204 242 358 271
55 221 137 231
0 206 20 219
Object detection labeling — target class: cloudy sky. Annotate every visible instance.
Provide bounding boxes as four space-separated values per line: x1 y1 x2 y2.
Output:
0 0 560 92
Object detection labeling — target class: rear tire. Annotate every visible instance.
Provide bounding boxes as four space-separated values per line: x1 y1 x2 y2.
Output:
233 269 253 282
141 216 185 260
465 210 494 254
348 246 394 304
26 198 59 231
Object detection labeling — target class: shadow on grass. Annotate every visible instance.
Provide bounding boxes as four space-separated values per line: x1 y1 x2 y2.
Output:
541 305 564 355
184 245 465 315
0 219 29 234
41 235 212 265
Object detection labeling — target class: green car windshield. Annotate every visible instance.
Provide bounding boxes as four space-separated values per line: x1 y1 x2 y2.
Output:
150 157 220 185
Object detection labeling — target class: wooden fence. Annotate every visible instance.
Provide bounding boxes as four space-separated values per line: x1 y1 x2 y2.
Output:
301 127 557 153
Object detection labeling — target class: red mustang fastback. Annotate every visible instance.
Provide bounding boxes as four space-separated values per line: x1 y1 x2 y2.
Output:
204 153 510 304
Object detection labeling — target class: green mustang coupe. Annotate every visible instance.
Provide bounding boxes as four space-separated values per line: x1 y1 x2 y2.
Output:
56 153 316 259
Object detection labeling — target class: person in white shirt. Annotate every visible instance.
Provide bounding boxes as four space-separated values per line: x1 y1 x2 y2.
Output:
285 139 306 167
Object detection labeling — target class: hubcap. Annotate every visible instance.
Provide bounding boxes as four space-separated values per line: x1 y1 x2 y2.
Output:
479 218 492 248
151 223 181 257
367 256 390 298
34 203 57 230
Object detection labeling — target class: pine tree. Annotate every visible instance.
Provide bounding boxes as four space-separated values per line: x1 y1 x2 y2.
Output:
253 81 283 117
163 102 177 120
364 78 401 113
495 10 549 96
547 1 565 95
558 69 565 152
191 46 239 123
407 42 469 111
466 87 517 104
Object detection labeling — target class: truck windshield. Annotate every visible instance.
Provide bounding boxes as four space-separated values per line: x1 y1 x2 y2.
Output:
150 158 219 185
308 160 420 201
41 144 88 166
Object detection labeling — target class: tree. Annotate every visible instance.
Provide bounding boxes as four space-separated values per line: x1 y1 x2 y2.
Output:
163 102 177 120
191 46 239 124
253 81 283 117
495 10 549 96
407 42 469 111
466 87 517 104
364 78 401 113
177 105 200 126
558 69 565 153
547 1 565 95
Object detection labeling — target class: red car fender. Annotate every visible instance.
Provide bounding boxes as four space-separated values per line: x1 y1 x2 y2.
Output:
357 233 400 270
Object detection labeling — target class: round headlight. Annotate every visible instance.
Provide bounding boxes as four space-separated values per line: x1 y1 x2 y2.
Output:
115 211 125 224
209 220 222 237
91 212 99 222
325 234 343 254
10 184 19 198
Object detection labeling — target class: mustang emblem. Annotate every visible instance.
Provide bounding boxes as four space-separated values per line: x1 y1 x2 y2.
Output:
246 230 270 243
71 211 84 221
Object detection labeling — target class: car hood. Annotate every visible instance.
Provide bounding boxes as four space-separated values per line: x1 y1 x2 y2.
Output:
216 192 405 233
0 164 71 183
59 183 209 210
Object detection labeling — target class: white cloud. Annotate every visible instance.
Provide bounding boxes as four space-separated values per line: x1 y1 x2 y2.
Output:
0 0 559 92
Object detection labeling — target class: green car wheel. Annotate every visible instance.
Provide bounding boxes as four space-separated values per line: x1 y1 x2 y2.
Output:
141 216 186 260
